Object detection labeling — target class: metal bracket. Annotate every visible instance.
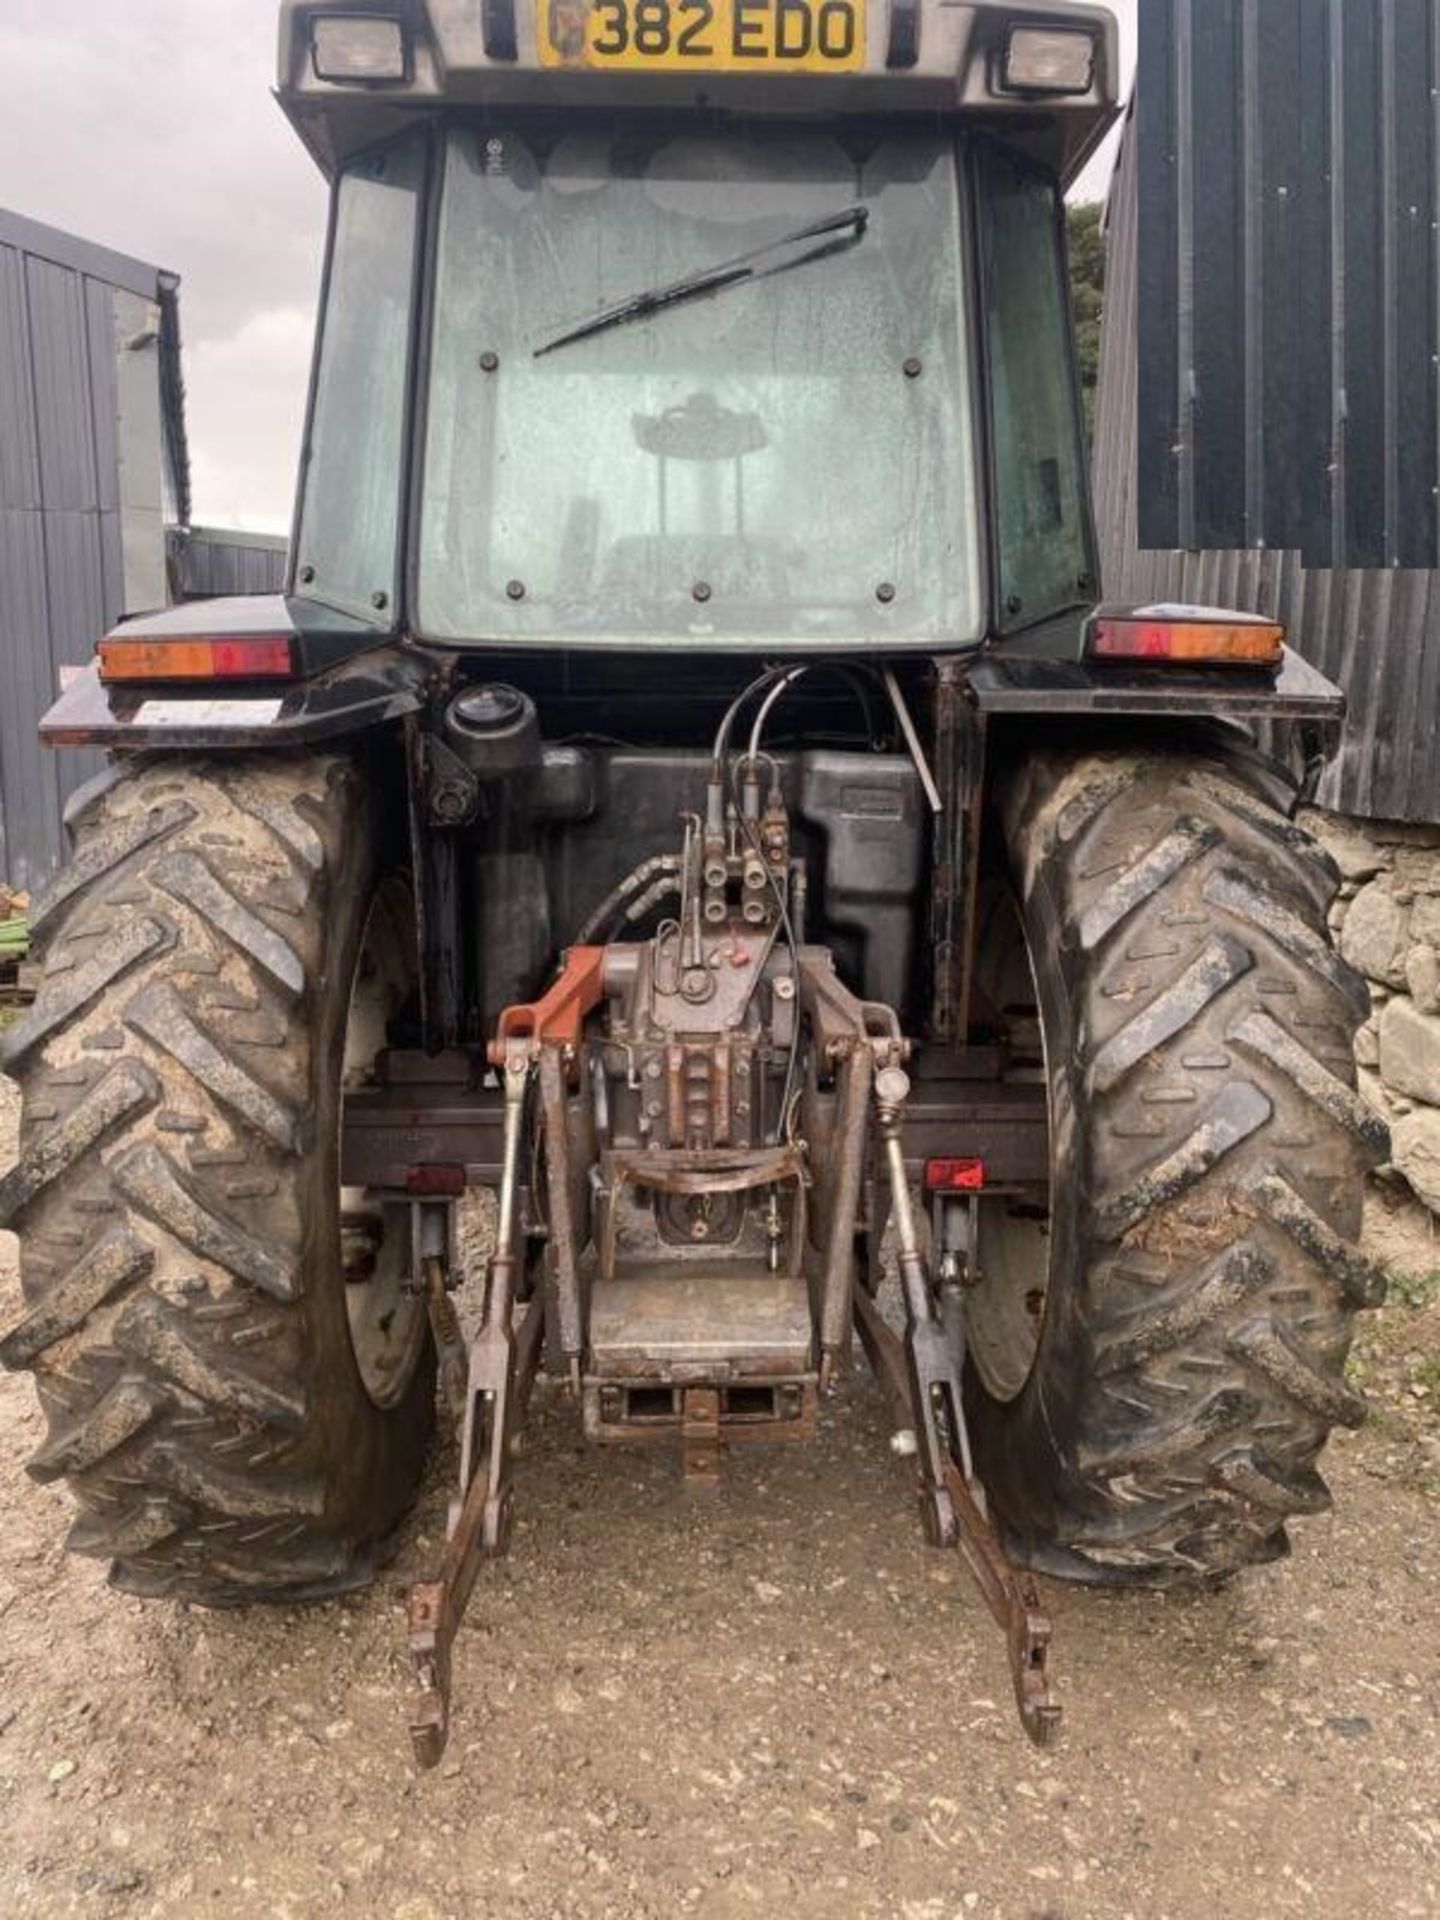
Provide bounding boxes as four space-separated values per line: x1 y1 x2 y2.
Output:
409 1199 467 1420
407 1054 541 1768
681 1386 722 1484
868 1070 1062 1748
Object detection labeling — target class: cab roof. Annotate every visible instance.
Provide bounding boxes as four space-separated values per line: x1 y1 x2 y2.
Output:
277 0 1119 184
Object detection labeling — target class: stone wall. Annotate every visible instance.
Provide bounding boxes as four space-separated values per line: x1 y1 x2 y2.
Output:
1303 808 1440 1216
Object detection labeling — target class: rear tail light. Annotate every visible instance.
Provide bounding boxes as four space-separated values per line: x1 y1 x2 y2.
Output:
925 1158 987 1193
1088 608 1285 668
406 1164 467 1197
97 636 295 684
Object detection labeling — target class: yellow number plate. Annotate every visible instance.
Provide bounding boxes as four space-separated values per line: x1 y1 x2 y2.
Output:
538 0 867 74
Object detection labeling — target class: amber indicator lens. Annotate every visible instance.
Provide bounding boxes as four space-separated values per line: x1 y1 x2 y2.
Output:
1089 617 1285 667
97 636 295 683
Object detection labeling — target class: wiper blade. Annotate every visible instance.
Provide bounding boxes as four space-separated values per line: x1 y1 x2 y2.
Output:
533 204 869 360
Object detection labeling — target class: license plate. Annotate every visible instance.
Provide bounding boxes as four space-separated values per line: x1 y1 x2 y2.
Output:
538 0 867 74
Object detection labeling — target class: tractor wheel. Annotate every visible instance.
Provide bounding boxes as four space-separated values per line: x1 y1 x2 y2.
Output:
0 753 434 1604
963 744 1389 1587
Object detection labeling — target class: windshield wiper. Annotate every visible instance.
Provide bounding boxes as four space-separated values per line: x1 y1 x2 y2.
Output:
533 205 869 360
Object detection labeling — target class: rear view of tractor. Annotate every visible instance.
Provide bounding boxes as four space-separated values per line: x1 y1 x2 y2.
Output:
0 0 1388 1762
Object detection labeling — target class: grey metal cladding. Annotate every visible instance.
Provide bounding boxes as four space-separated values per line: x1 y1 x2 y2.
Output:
0 244 40 509
0 210 175 892
1138 0 1440 570
0 207 170 304
27 254 101 511
174 528 289 599
1096 99 1440 827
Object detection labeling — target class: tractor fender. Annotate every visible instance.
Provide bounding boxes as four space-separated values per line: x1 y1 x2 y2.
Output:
39 595 427 752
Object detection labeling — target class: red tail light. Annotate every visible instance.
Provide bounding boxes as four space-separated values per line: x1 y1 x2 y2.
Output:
1088 609 1285 668
925 1158 987 1193
97 635 295 684
406 1165 467 1197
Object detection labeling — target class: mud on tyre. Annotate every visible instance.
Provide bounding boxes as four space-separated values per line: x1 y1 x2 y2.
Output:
965 744 1390 1587
0 754 433 1604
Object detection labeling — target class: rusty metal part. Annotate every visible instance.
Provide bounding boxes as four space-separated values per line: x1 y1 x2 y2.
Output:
853 1285 1058 1743
408 1055 540 1769
585 1377 817 1451
588 1271 813 1379
795 950 904 1374
682 1386 722 1484
610 1144 800 1198
851 1282 917 1450
490 945 606 1063
817 1043 873 1364
537 1044 588 1375
407 1286 547 1769
940 1459 1061 1747
601 1144 808 1292
868 1077 1063 1748
423 1253 468 1421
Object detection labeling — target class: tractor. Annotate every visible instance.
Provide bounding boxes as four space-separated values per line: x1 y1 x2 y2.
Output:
0 0 1388 1763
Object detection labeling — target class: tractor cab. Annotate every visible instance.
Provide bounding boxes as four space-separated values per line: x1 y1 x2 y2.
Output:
277 0 1119 652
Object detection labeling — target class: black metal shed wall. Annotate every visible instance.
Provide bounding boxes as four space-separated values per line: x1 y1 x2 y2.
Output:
1137 0 1440 572
1096 109 1440 826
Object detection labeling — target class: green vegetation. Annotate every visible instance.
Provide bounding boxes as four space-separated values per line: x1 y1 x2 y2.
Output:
1386 1267 1440 1312
1067 200 1105 437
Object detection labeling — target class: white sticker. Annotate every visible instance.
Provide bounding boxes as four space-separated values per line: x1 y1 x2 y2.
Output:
135 699 285 727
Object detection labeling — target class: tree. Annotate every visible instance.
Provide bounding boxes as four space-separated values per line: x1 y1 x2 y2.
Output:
1067 201 1106 437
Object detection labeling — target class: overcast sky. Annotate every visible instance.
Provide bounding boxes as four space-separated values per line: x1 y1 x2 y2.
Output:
0 0 1135 534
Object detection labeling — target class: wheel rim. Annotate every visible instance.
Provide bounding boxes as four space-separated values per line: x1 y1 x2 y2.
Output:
965 886 1054 1405
340 877 427 1410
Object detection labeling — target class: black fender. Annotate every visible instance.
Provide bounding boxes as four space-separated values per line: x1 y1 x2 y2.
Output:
40 595 427 751
968 646 1344 731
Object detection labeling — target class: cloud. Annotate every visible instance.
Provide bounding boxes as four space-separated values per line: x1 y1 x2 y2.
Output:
186 306 316 535
0 0 324 528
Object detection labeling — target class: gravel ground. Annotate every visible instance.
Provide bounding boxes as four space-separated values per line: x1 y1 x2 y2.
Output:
0 1065 1436 1920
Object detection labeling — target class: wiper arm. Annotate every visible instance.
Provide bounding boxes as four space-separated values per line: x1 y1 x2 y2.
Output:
533 204 869 360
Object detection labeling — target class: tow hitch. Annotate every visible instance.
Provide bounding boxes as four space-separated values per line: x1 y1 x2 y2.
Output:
404 946 1061 1764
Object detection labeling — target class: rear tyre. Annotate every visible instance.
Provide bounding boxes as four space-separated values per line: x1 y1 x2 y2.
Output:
965 745 1389 1587
0 753 434 1604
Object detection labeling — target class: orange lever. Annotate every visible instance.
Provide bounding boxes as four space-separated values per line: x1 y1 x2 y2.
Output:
487 947 606 1066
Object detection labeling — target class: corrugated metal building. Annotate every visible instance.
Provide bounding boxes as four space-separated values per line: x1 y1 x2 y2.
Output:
0 209 291 892
1133 0 1440 573
1096 88 1440 827
171 525 288 600
0 207 191 892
